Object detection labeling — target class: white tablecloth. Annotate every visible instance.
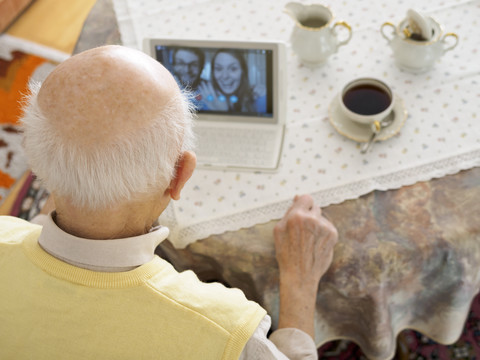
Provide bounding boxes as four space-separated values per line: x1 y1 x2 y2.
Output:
112 0 480 248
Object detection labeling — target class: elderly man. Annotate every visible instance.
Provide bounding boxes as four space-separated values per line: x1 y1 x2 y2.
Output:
0 46 338 359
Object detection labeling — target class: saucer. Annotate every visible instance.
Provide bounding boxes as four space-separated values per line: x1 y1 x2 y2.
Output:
328 94 407 143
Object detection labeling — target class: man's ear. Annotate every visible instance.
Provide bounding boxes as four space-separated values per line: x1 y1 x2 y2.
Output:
167 151 196 200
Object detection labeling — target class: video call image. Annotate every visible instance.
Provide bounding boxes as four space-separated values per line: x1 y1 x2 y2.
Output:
155 45 274 117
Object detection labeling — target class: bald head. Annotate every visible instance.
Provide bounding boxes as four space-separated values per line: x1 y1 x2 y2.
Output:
37 45 181 147
21 45 195 209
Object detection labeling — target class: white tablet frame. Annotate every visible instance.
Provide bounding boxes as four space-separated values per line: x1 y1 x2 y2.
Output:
143 38 286 126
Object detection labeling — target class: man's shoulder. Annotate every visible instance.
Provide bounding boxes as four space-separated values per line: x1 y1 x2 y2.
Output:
0 216 41 245
146 261 266 332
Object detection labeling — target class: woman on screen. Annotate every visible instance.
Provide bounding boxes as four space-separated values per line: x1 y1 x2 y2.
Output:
198 49 266 113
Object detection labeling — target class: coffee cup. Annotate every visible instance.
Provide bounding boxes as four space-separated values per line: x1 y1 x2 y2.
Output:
381 17 459 73
339 78 395 125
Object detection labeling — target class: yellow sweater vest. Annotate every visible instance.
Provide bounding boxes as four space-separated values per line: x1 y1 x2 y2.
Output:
0 216 266 359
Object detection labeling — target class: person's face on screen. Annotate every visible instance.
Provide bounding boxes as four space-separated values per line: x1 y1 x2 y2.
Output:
213 52 242 95
173 50 201 87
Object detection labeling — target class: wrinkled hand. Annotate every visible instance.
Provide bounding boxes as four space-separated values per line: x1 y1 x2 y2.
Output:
274 194 338 290
197 81 229 111
274 194 338 338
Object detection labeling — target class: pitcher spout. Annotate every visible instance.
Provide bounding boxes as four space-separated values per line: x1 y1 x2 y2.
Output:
284 2 334 29
284 2 306 25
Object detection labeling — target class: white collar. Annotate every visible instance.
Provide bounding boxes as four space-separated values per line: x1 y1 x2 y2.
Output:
36 213 169 272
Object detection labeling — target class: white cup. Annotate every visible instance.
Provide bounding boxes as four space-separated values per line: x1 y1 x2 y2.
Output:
338 78 395 125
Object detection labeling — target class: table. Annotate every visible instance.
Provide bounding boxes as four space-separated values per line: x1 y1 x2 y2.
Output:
74 1 480 359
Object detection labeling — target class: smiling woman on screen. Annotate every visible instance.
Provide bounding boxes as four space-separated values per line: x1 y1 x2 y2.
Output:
198 49 266 113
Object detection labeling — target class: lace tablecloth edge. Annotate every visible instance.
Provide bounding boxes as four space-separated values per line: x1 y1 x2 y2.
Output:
166 148 480 248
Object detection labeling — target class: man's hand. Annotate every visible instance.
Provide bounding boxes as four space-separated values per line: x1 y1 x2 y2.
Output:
274 194 338 289
274 194 338 338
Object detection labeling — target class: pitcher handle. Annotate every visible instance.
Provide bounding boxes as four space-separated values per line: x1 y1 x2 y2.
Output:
442 32 459 53
381 22 396 43
333 21 352 47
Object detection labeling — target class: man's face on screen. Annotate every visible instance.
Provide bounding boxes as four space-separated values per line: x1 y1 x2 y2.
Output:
173 50 201 87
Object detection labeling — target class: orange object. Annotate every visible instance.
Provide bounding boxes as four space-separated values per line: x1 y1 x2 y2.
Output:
0 51 46 125
0 168 15 189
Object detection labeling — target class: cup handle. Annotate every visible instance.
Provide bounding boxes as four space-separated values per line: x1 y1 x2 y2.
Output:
380 22 396 43
333 21 352 47
442 32 459 53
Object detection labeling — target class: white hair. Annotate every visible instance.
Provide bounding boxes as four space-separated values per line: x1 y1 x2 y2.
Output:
20 81 196 210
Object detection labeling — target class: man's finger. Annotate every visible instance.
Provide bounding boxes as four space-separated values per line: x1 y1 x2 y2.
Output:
313 206 322 218
292 194 314 210
318 217 339 244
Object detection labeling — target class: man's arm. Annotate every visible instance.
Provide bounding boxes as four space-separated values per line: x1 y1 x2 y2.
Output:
274 194 338 338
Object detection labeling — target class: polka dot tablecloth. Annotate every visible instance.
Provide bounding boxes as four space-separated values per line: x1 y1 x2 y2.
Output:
112 0 480 248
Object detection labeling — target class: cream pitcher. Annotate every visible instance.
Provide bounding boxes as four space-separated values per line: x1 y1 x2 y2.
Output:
284 2 352 65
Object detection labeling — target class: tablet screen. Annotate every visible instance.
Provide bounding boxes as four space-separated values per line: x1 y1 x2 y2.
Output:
155 45 274 118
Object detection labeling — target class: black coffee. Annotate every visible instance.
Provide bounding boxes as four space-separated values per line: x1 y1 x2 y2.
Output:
342 84 391 115
301 17 327 28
